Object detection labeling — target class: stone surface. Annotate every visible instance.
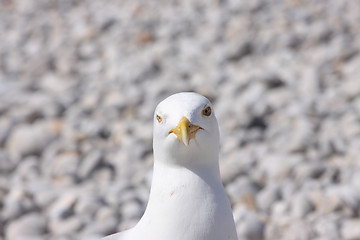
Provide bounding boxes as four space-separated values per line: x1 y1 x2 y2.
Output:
291 193 314 218
226 177 261 205
341 219 360 240
1 0 360 239
5 213 47 240
6 121 59 158
236 211 265 240
256 185 280 212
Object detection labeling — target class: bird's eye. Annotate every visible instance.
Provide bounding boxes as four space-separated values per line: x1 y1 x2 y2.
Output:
156 114 162 123
202 106 212 116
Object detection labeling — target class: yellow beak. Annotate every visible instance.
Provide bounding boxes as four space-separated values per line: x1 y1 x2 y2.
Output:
169 117 203 146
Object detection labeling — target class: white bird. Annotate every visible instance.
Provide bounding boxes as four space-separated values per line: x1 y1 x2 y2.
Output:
103 92 238 240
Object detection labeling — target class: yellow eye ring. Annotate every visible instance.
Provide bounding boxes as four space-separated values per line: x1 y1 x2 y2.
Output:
156 114 162 123
202 106 212 116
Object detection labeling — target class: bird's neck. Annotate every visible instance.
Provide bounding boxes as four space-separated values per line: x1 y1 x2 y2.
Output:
137 157 229 238
151 157 221 191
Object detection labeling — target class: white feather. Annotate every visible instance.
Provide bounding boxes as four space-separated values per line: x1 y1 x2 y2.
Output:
102 92 238 240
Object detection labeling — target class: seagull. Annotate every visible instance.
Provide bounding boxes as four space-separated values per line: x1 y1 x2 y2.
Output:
102 92 238 240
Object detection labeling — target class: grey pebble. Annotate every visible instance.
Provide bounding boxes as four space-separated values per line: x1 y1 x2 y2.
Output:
256 184 281 212
49 193 77 220
6 121 59 158
80 218 118 237
236 212 265 240
294 162 326 180
0 118 12 147
1 187 36 220
314 216 340 239
77 149 103 179
49 216 84 235
291 193 314 218
120 200 144 220
5 213 47 240
0 150 16 173
75 193 105 218
226 177 261 204
341 219 360 240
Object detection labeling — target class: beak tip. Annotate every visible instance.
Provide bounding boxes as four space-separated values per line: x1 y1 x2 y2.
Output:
182 136 190 146
170 116 200 147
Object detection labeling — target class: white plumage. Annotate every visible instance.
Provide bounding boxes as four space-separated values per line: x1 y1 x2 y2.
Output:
103 92 238 240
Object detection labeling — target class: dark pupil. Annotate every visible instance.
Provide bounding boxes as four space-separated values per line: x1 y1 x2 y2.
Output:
205 108 210 114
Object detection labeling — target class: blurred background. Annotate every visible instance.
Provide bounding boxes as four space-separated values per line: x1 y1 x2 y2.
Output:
1 0 360 239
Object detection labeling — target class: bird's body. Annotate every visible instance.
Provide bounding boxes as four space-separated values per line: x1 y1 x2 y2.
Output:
103 92 238 240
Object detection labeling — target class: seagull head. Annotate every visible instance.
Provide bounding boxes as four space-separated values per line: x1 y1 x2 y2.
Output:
153 92 220 166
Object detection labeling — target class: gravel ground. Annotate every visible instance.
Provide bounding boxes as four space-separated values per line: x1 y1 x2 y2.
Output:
1 0 360 239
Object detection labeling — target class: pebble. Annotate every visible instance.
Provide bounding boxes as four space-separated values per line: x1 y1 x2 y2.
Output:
310 190 341 214
291 193 314 218
6 121 59 158
120 200 144 220
80 219 118 238
0 150 16 173
96 206 118 222
226 177 260 205
256 184 280 212
49 216 84 235
49 192 77 220
258 153 300 181
285 118 315 153
314 216 340 239
294 162 326 180
0 118 12 147
5 213 47 240
75 193 104 218
77 150 103 179
12 156 40 182
341 219 360 240
236 211 265 240
281 221 315 240
220 149 254 184
46 151 80 185
271 200 290 222
1 187 36 220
